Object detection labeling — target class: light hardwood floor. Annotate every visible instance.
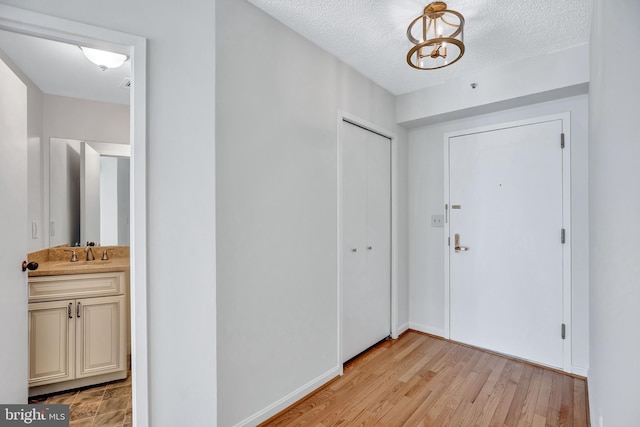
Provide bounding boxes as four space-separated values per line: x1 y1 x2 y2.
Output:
261 331 588 427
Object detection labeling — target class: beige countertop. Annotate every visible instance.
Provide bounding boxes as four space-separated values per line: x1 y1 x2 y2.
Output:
28 246 130 277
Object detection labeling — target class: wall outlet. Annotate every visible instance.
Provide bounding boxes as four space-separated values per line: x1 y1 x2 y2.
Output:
431 215 444 228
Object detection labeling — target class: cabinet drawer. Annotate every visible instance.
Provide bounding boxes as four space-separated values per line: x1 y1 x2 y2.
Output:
29 272 125 302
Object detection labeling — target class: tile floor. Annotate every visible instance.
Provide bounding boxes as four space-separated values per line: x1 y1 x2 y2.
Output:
29 373 132 427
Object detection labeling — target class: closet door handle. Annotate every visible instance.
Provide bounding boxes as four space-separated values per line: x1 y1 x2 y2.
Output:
76 302 81 318
68 303 73 319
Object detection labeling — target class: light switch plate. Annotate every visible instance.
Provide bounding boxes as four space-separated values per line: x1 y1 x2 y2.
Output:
431 215 444 228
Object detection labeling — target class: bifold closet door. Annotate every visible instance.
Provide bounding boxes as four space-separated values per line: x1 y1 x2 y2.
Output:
342 120 391 362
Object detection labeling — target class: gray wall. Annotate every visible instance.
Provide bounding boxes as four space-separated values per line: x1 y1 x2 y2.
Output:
0 0 218 425
588 0 640 425
216 0 407 425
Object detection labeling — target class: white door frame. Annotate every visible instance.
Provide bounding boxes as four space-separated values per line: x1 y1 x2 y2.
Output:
443 113 572 373
337 111 398 372
0 6 149 424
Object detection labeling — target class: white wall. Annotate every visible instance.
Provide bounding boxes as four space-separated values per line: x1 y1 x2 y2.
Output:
408 95 590 374
100 156 118 245
397 44 589 127
0 1 217 425
588 0 640 426
117 157 130 245
80 142 101 245
43 94 129 144
216 0 407 425
397 125 410 332
49 138 81 246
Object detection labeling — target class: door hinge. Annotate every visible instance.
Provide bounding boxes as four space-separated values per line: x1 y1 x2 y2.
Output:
561 228 566 244
561 323 566 339
560 133 565 149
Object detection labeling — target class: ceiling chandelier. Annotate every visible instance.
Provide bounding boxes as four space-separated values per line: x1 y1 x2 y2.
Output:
406 2 465 70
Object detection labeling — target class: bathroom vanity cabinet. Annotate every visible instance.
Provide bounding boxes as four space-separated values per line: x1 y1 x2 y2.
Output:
27 271 128 396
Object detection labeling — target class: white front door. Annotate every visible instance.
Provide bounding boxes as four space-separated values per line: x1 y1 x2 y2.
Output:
0 57 28 402
342 120 391 362
447 118 567 369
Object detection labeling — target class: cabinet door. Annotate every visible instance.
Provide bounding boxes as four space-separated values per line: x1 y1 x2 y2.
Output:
75 295 126 378
28 300 74 385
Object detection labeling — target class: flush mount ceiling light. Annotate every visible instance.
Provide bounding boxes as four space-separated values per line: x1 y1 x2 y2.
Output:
406 1 465 70
80 46 128 71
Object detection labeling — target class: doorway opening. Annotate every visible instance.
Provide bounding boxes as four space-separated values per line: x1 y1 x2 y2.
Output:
0 5 148 425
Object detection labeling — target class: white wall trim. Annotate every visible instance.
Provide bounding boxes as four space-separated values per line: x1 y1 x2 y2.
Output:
572 366 588 378
0 6 149 425
442 113 573 373
397 322 410 335
559 113 573 375
409 323 445 338
232 366 341 427
337 110 399 367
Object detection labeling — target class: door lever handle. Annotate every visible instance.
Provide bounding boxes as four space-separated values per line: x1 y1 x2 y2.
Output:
454 233 470 253
22 261 39 272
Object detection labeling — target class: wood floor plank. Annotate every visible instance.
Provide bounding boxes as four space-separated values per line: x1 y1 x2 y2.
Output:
259 331 589 427
487 362 524 426
474 359 516 427
545 371 564 427
573 377 588 427
458 357 507 426
503 364 535 426
517 367 544 426
559 374 576 426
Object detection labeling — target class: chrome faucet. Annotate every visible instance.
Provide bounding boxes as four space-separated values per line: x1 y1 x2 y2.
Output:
85 246 95 261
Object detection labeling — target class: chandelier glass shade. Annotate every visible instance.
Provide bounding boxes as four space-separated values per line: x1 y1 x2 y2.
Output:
406 2 465 70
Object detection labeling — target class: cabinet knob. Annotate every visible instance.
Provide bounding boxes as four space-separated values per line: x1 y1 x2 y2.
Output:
351 248 357 252
367 246 373 250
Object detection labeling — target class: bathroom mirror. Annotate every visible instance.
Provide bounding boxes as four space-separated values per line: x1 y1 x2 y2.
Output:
49 138 130 247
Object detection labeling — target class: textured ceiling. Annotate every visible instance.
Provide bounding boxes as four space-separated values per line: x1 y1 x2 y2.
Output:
246 0 592 95
0 29 131 105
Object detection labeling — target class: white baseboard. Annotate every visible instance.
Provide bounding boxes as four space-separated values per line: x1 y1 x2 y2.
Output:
409 322 445 338
571 365 588 378
395 322 410 337
233 366 341 427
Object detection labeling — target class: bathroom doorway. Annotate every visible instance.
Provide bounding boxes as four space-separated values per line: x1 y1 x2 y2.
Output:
0 6 148 425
